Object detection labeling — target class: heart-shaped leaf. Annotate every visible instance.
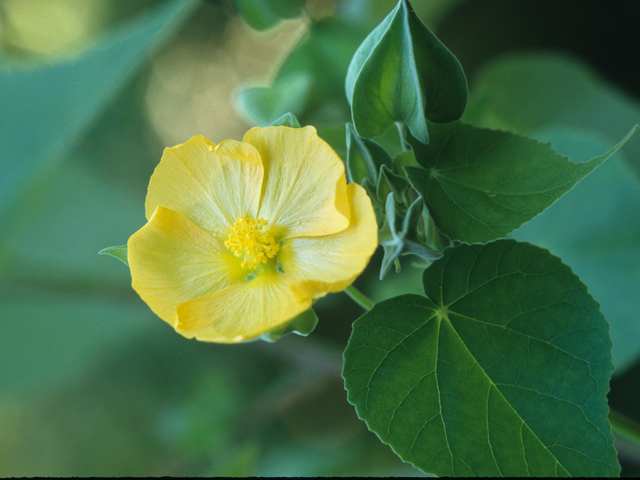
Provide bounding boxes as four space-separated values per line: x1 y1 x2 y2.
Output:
0 0 198 266
343 239 618 477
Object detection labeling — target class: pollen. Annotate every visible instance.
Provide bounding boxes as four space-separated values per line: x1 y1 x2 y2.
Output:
225 214 279 269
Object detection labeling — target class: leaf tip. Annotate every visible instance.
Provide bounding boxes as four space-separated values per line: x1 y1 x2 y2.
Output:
99 245 129 266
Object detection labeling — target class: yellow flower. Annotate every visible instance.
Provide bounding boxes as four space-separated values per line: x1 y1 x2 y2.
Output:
127 126 378 343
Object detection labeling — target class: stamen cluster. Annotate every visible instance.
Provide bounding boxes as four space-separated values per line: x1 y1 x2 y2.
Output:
225 214 279 269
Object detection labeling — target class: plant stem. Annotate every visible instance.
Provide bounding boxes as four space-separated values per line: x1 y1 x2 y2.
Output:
395 121 408 151
610 408 640 450
344 285 374 311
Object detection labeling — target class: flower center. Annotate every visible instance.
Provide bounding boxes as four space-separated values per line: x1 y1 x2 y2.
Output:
224 214 279 269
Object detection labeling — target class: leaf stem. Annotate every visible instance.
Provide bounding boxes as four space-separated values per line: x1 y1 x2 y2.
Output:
344 285 374 311
395 122 408 151
610 408 640 449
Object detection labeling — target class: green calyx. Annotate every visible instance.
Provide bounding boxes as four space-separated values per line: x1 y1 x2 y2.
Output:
378 193 442 280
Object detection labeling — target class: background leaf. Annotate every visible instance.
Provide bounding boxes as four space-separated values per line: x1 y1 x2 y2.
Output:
405 122 635 244
0 154 153 394
0 285 153 394
511 129 640 373
236 17 369 128
0 0 198 269
0 0 199 395
343 239 618 477
233 0 307 31
2 122 149 288
464 52 640 178
236 72 313 127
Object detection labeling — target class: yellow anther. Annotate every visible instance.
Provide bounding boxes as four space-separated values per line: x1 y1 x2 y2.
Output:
225 214 279 269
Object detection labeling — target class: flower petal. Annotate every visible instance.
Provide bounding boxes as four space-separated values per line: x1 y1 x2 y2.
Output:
128 206 246 325
279 183 378 300
145 135 263 237
175 269 312 343
244 126 350 238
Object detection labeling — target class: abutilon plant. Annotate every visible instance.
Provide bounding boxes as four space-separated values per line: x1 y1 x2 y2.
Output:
101 0 640 476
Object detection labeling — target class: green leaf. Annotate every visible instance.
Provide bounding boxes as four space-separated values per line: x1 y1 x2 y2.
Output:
236 18 369 126
233 0 306 31
376 164 410 204
0 0 198 268
361 178 382 213
345 123 392 185
461 54 640 370
259 307 318 342
405 122 637 244
236 72 313 127
463 53 640 178
345 0 467 143
378 194 441 280
392 149 417 173
343 239 618 477
269 112 301 128
511 128 640 373
99 245 129 266
2 159 144 286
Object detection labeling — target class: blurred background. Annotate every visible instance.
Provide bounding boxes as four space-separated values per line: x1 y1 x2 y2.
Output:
1 0 640 476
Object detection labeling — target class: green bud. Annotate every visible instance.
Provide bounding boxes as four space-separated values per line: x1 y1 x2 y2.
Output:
345 0 467 144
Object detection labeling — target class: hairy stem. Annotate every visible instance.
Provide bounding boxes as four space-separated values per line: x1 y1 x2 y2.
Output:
344 285 374 311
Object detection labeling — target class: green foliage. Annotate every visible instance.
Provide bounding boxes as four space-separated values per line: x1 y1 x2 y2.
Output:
378 194 441 280
237 17 369 127
345 0 467 143
343 13 635 475
464 53 640 372
270 112 302 128
376 164 410 204
405 121 636 244
316 124 347 160
511 129 640 373
260 307 319 342
237 72 313 127
464 53 640 178
0 0 198 269
0 0 199 396
233 0 307 31
99 245 129 266
0 287 153 394
5 161 145 286
345 123 392 186
343 240 618 477
6 0 639 475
